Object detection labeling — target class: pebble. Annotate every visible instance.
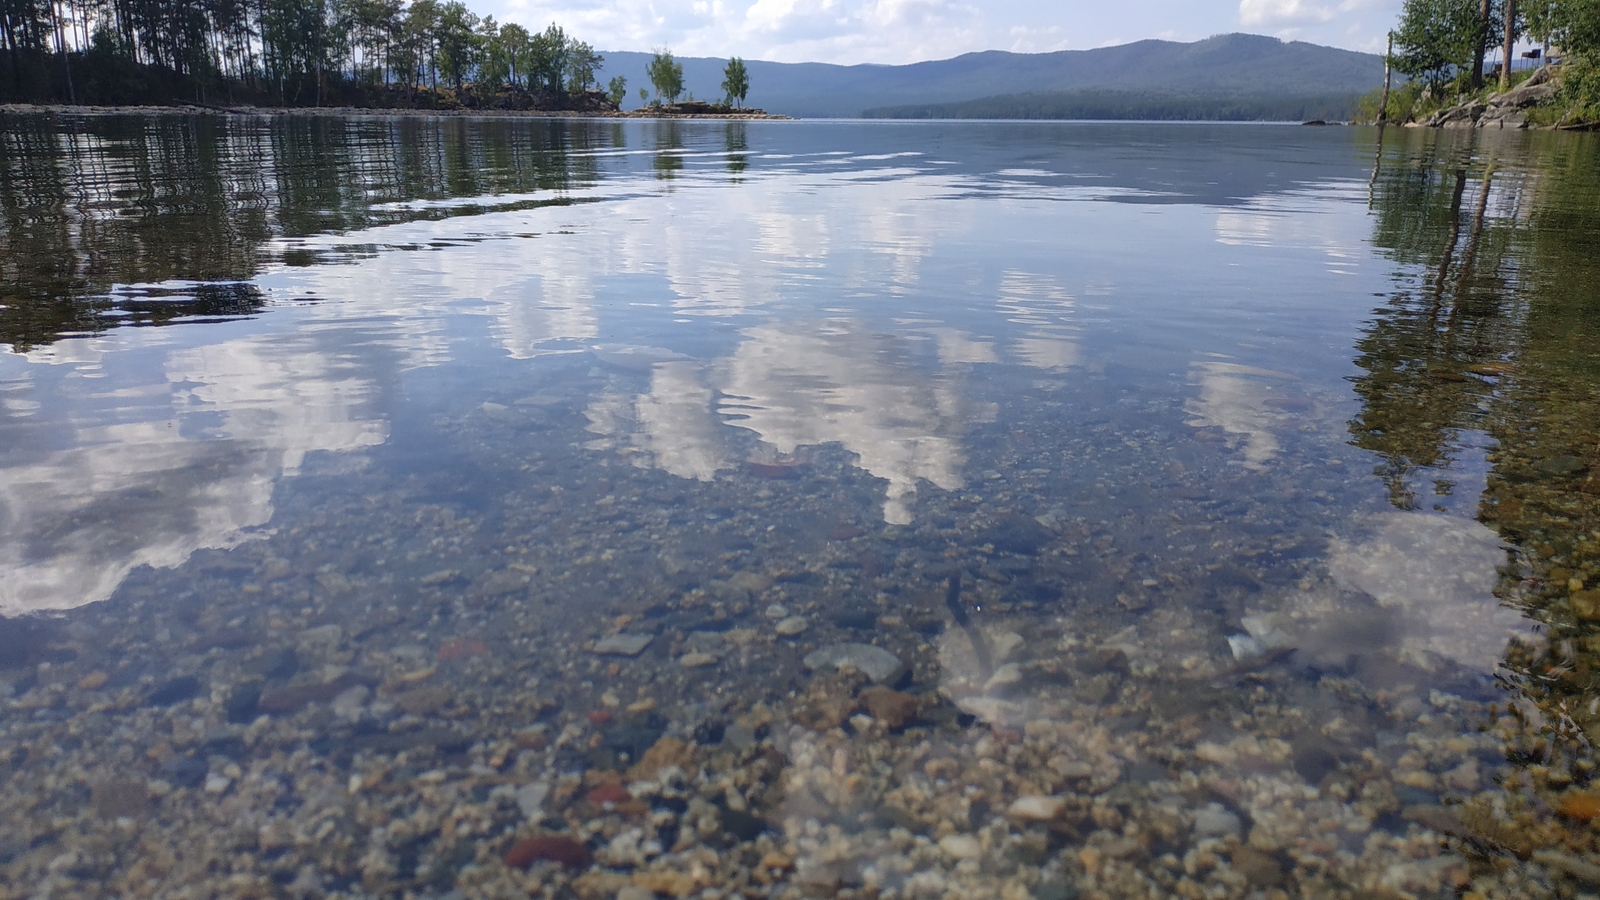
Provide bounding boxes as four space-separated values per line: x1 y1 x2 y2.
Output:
803 643 906 684
594 634 654 656
203 774 231 795
395 686 451 716
859 687 919 728
679 652 717 667
1559 792 1600 821
722 723 758 750
77 672 109 691
764 604 790 619
775 617 810 636
1008 795 1066 821
516 781 549 820
1193 803 1243 840
330 685 369 720
503 835 591 870
938 834 982 860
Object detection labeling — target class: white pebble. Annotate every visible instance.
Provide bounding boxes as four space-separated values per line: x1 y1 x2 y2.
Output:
938 834 982 860
1007 796 1065 821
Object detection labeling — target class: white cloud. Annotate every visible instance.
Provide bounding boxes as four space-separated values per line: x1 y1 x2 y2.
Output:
1239 0 1338 26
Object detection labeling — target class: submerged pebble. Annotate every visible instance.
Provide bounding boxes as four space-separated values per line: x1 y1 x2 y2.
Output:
594 634 654 656
775 616 810 636
803 643 906 684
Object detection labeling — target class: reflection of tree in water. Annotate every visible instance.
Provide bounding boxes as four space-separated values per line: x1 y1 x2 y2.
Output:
1350 135 1523 511
1356 128 1600 870
725 121 747 176
0 114 608 351
652 121 684 180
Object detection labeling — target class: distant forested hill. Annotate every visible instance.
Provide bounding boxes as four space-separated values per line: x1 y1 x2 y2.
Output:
597 33 1385 119
862 91 1365 122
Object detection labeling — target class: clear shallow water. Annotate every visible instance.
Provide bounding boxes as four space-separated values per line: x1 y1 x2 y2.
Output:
2 114 1599 899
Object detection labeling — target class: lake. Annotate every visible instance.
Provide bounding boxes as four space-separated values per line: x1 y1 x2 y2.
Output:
1 113 1598 899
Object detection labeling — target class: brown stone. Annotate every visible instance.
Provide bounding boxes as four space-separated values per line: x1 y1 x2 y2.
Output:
1231 846 1285 889
629 736 691 781
395 686 452 716
77 672 109 691
1558 792 1600 822
570 871 631 900
858 687 919 728
759 851 794 871
1572 590 1600 621
792 695 854 731
633 870 699 896
503 835 591 870
259 679 351 714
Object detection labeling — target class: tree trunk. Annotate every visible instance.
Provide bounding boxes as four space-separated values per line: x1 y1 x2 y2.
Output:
50 0 74 103
1502 0 1517 89
1471 0 1490 89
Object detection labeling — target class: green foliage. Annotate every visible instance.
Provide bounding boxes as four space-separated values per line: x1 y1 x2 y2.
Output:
1393 0 1498 86
1527 0 1600 53
565 40 602 92
647 49 684 103
0 0 618 107
434 1 479 89
495 23 531 88
607 75 628 107
475 15 508 90
525 24 568 93
721 56 749 107
399 0 442 88
1355 80 1433 122
1525 56 1600 123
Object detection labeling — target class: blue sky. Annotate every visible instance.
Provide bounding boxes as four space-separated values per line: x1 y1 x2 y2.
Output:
485 0 1402 65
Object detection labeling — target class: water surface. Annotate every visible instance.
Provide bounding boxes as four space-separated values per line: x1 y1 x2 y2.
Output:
2 113 1599 899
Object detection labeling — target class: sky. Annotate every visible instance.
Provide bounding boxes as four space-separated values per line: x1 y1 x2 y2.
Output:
487 0 1403 65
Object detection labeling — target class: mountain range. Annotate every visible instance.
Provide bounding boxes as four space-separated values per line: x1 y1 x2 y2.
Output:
594 33 1385 121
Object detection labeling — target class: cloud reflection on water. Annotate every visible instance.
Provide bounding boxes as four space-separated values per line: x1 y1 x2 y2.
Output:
0 144 1366 614
1326 511 1532 673
0 334 386 615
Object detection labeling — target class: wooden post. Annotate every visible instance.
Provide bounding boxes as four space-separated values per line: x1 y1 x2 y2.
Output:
1378 32 1393 125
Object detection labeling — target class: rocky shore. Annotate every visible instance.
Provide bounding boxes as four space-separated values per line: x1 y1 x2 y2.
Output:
1409 67 1571 130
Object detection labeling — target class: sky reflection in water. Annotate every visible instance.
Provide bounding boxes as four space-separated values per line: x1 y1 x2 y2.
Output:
2 116 1596 897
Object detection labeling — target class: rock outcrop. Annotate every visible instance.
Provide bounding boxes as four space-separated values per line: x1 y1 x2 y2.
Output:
1415 66 1559 129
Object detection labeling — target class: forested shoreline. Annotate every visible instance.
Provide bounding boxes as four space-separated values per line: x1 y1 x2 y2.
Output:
1376 0 1600 125
0 0 625 111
